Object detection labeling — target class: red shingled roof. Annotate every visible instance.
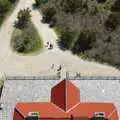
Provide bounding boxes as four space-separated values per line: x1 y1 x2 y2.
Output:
13 79 119 120
68 103 118 119
51 80 80 111
15 102 69 118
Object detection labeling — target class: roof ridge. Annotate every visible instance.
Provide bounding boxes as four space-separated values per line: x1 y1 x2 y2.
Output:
108 108 117 119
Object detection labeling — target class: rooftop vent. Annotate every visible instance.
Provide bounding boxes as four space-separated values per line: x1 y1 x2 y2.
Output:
26 112 39 120
91 112 105 120
94 112 105 117
28 112 39 117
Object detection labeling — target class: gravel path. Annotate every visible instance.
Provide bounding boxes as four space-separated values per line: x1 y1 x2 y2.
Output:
0 80 120 120
0 0 119 76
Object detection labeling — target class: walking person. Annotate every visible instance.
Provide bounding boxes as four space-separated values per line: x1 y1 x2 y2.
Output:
57 65 62 71
51 64 54 69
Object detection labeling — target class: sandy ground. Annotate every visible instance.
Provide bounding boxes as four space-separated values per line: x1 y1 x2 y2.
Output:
0 0 120 76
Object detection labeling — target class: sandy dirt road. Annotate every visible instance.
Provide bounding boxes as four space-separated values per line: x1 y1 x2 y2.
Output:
0 0 120 76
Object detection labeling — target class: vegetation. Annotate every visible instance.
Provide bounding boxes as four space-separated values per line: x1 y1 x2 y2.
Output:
112 0 120 12
97 0 107 3
0 78 4 89
63 0 83 13
34 0 48 6
42 6 56 23
37 0 120 68
15 8 31 29
105 13 120 31
72 29 97 53
0 0 18 26
11 8 43 54
0 76 5 98
57 28 74 50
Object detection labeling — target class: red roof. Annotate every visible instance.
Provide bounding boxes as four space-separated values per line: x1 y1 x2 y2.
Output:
51 80 80 111
68 103 117 119
13 80 119 120
15 102 69 118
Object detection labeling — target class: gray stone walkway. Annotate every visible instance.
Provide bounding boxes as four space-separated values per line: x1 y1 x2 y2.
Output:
0 79 120 120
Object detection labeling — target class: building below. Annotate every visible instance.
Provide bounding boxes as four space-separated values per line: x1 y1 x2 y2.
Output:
13 80 119 120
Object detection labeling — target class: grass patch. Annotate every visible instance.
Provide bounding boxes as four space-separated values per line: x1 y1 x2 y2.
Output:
11 21 43 55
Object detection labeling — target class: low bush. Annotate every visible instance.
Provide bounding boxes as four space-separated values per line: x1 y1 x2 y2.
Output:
15 8 31 29
105 13 120 31
0 0 11 25
34 0 48 6
111 0 120 12
11 22 43 54
0 0 18 26
72 29 97 54
42 6 56 23
63 0 83 13
96 0 107 3
57 28 74 50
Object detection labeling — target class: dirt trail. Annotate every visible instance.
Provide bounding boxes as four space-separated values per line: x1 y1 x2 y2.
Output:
0 0 120 76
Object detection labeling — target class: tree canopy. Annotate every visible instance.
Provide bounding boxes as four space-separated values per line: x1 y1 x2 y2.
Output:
72 29 96 53
15 8 31 29
37 0 120 68
0 0 18 26
58 28 74 50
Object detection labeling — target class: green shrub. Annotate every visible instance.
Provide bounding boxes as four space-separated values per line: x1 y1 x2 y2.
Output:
11 22 43 54
42 6 56 23
8 0 18 3
85 36 120 68
57 28 74 50
35 0 42 6
0 0 11 16
63 0 83 13
49 16 57 27
0 0 18 26
0 0 11 25
112 0 120 12
72 29 97 54
96 0 106 3
0 76 5 98
105 13 120 31
34 0 48 6
15 8 31 29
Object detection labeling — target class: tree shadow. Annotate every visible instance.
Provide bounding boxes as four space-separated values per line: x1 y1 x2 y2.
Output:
32 3 40 10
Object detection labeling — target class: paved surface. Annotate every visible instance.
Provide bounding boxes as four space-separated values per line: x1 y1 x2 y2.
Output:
0 0 120 76
0 79 120 120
